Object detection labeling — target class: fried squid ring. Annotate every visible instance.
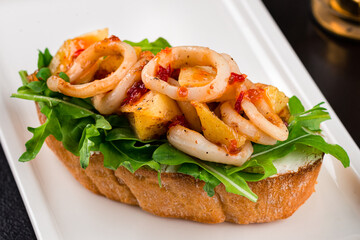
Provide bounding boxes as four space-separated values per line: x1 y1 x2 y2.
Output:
141 46 231 102
222 53 241 76
220 101 277 145
93 51 154 114
167 125 253 167
215 53 253 102
241 99 288 141
47 36 137 98
68 60 101 85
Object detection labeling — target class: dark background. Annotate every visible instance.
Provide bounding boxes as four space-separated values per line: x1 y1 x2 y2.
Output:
1 0 359 239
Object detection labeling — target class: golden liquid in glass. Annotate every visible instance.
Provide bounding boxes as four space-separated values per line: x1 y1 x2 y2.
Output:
330 0 360 22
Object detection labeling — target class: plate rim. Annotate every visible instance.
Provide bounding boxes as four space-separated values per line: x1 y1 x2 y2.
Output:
0 0 359 239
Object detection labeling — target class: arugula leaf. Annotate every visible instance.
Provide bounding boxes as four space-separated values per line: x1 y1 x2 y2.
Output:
178 163 220 197
113 140 159 162
106 115 131 128
12 93 95 117
94 115 112 130
36 68 52 81
59 72 70 82
288 97 330 131
290 126 349 167
69 97 94 110
79 124 101 168
153 143 257 201
197 161 257 201
227 96 349 176
105 127 165 143
100 141 160 172
60 117 94 154
100 142 127 170
12 91 112 165
287 97 349 166
19 71 29 85
19 104 62 162
37 48 53 69
105 127 137 141
288 95 304 115
124 37 171 55
226 155 278 181
27 81 47 93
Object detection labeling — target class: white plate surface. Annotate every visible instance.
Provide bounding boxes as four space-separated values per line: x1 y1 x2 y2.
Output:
0 0 359 239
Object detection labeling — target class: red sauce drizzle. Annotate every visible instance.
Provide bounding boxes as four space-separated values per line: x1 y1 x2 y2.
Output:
121 81 149 106
72 49 84 59
108 35 120 42
283 120 288 127
157 65 172 82
227 139 239 155
234 91 245 113
168 115 188 128
229 72 247 84
178 86 188 97
159 47 172 55
245 88 264 103
170 68 180 79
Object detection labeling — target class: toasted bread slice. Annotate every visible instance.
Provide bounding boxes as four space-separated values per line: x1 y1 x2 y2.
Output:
37 105 322 224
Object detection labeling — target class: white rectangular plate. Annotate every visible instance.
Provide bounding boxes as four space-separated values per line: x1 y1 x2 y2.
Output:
0 0 359 239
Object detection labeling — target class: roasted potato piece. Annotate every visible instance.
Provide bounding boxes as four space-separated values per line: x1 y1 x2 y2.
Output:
192 102 246 150
121 91 182 140
260 84 289 114
278 106 291 122
94 47 142 79
177 101 202 132
49 28 109 73
178 66 216 87
133 46 142 58
94 55 124 79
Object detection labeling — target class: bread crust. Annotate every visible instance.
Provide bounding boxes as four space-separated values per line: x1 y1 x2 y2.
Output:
37 105 322 224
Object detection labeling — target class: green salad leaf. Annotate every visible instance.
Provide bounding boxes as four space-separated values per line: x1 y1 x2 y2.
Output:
27 81 47 93
177 163 221 197
100 141 160 173
59 72 70 82
19 70 29 86
36 68 52 81
12 43 349 202
153 143 257 201
19 103 62 162
227 96 350 178
37 48 52 69
79 124 101 168
124 38 171 55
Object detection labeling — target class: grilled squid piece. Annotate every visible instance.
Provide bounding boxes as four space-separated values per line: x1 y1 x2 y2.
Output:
220 101 277 145
47 36 137 98
167 125 253 167
241 99 288 141
93 51 154 114
141 46 231 102
215 53 253 102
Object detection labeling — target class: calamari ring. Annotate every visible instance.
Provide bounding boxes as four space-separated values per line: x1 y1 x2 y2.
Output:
141 46 231 102
93 51 154 115
47 36 137 98
241 99 288 141
221 53 254 90
215 53 251 101
167 125 253 167
220 101 277 145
